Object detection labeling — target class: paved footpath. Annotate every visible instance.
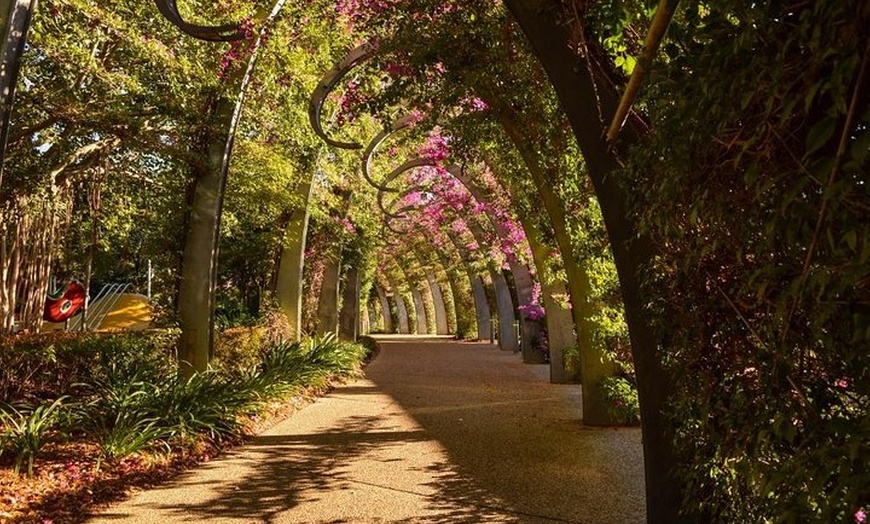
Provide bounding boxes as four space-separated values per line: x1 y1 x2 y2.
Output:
88 337 646 524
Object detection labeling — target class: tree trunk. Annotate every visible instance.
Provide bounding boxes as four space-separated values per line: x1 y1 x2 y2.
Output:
338 265 359 341
82 179 101 331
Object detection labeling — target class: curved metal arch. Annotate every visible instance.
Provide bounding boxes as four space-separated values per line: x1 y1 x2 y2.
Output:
308 43 377 150
361 113 425 190
377 161 470 220
154 0 243 41
376 158 441 216
386 194 493 259
382 215 413 235
380 186 426 219
370 156 434 196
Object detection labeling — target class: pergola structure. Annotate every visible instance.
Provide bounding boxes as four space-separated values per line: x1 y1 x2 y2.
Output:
1 2 864 523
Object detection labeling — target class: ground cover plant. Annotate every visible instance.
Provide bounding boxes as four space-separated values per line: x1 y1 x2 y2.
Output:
0 330 373 523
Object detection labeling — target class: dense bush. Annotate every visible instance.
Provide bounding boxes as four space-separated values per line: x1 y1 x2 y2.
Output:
613 1 870 520
598 377 639 426
0 330 370 474
0 331 177 404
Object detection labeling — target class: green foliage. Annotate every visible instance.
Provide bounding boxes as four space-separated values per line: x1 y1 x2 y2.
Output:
0 329 370 472
561 346 582 382
0 331 177 404
213 326 267 374
0 397 66 475
612 0 870 520
356 336 379 361
96 412 166 462
598 377 639 426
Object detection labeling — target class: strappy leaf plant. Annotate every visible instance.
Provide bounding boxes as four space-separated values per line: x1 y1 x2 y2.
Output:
0 397 66 475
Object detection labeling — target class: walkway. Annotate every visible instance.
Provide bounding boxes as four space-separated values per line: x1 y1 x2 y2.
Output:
88 336 646 523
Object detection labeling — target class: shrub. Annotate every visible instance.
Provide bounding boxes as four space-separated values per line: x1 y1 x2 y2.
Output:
0 331 177 404
562 346 582 382
213 326 265 375
598 376 640 426
357 336 378 362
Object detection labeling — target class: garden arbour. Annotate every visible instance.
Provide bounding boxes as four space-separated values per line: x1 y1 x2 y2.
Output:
1 1 866 523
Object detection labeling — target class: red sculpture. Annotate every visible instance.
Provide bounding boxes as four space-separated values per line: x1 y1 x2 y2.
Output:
43 281 86 322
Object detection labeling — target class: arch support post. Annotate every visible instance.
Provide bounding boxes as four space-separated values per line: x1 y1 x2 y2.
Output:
491 270 518 351
390 280 411 334
411 287 427 334
465 217 518 351
446 235 491 341
376 285 394 333
525 226 576 383
177 11 280 376
447 166 542 359
501 2 682 521
315 254 341 335
427 273 449 335
275 180 313 341
177 90 239 375
470 275 492 342
338 266 360 341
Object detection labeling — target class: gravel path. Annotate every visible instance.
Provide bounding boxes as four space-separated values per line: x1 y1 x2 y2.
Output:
87 336 646 523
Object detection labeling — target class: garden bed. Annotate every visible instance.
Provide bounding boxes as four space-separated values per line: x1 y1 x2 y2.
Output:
0 331 377 523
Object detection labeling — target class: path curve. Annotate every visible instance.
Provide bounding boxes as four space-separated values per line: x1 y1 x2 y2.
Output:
88 336 645 523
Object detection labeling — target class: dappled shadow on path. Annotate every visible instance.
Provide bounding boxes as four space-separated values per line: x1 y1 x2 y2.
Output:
93 338 644 523
364 338 647 524
113 415 428 523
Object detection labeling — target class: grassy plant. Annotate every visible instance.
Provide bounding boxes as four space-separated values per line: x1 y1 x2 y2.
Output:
147 371 263 444
304 334 367 376
78 377 164 462
259 340 311 386
98 412 166 463
0 397 66 475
